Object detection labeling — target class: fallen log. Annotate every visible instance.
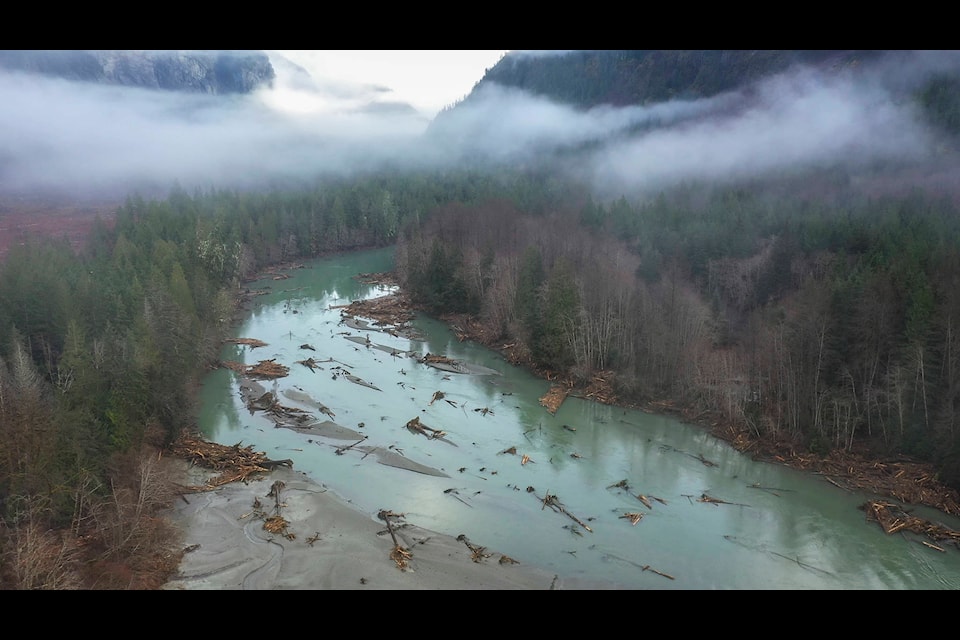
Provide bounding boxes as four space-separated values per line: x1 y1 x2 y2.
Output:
697 493 751 507
224 337 268 348
642 565 675 580
378 509 412 570
527 486 593 532
405 416 447 440
260 458 294 470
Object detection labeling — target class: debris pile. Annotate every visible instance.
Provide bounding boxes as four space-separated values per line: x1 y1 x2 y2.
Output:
539 384 571 415
862 500 960 549
337 292 414 334
171 434 289 490
577 371 619 405
221 358 290 379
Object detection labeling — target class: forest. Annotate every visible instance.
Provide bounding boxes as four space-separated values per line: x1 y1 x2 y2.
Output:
3 161 960 587
4 48 960 588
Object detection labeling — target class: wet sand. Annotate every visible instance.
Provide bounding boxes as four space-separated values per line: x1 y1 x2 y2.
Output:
162 463 619 590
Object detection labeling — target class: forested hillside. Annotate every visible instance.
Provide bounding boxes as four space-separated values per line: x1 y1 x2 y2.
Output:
473 50 873 107
410 51 960 491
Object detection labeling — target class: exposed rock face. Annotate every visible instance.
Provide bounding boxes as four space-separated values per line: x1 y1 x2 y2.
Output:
0 50 275 94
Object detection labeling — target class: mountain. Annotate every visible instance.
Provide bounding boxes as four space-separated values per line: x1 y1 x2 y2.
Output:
425 50 960 200
476 51 881 106
0 50 275 94
433 49 960 142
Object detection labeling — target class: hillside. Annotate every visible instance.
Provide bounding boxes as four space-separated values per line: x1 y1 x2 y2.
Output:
476 50 874 107
428 50 960 187
0 50 275 94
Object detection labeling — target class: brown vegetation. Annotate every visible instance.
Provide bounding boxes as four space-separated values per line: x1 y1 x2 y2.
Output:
0 443 185 590
0 196 117 260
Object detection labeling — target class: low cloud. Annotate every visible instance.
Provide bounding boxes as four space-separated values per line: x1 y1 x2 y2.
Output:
427 53 952 198
0 50 956 202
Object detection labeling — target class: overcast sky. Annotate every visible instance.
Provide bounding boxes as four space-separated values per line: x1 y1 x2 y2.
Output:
265 50 508 120
0 49 956 201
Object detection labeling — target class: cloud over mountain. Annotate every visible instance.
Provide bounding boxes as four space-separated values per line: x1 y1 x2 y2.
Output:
0 50 956 201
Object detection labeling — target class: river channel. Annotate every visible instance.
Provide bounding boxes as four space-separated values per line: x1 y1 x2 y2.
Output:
195 246 960 589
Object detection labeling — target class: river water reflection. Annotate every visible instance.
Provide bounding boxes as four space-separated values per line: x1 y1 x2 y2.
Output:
196 247 960 589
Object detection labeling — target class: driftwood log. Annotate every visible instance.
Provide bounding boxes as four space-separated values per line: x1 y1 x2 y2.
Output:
260 458 294 469
526 486 593 532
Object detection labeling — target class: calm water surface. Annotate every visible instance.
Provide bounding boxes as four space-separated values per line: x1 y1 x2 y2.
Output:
197 246 960 589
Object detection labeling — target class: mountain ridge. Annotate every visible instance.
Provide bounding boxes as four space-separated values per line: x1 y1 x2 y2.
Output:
0 49 275 94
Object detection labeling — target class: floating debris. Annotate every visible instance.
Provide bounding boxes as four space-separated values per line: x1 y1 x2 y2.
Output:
444 487 474 508
526 486 593 532
224 337 268 348
404 416 455 445
863 500 960 546
344 374 381 391
539 384 572 415
221 359 290 379
747 482 795 497
296 357 321 372
642 565 675 580
696 493 750 507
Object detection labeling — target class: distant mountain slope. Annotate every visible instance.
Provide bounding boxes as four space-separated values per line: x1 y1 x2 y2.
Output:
426 50 960 179
472 50 878 107
0 50 275 94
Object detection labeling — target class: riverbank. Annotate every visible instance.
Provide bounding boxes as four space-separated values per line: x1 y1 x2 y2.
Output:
428 309 960 521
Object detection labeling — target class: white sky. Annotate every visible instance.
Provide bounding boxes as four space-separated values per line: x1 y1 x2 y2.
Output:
266 50 509 119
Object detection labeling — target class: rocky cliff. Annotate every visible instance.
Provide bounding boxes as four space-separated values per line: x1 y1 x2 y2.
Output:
0 50 275 94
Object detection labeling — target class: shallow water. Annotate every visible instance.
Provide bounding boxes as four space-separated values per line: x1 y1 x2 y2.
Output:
197 246 960 589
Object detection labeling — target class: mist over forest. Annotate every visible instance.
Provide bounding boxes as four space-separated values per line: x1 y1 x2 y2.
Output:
2 49 959 202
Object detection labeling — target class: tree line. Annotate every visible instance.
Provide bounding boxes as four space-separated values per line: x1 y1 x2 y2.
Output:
396 170 960 491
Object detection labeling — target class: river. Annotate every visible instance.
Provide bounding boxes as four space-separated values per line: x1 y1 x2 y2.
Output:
195 246 960 589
